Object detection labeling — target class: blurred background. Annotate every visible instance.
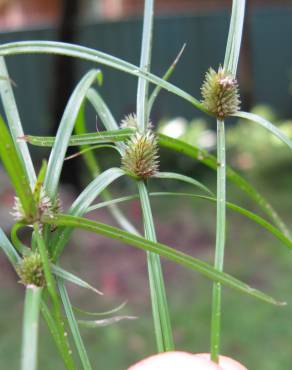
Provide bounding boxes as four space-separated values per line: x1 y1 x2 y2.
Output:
0 1 292 369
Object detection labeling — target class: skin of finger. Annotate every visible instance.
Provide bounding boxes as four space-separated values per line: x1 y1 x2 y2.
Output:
194 353 248 370
127 351 222 370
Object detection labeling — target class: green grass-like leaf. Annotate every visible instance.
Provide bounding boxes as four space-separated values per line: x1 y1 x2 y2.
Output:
22 128 133 147
138 180 174 352
233 111 292 150
74 100 139 235
44 69 101 200
23 129 290 237
0 226 21 266
73 301 127 317
0 41 207 114
34 225 77 370
77 316 137 328
153 172 213 196
0 116 35 219
51 168 126 260
74 102 100 177
58 279 93 370
86 88 120 130
52 265 103 295
20 128 290 238
148 44 186 119
42 213 285 306
86 192 292 251
40 301 75 370
223 0 246 75
158 133 290 238
0 57 36 187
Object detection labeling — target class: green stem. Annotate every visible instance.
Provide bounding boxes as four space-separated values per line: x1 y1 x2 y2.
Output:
137 0 154 131
138 180 174 352
211 119 226 362
34 224 77 370
21 286 42 370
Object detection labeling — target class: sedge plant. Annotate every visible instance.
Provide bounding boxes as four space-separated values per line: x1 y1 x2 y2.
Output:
0 0 291 369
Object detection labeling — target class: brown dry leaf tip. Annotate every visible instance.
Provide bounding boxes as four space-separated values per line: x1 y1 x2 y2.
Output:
201 66 241 119
121 130 159 180
17 252 45 287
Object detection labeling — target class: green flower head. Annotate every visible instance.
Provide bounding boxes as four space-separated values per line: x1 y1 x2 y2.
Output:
201 66 240 119
121 130 159 180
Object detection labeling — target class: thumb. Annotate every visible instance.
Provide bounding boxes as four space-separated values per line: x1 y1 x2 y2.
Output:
127 351 222 370
194 353 248 370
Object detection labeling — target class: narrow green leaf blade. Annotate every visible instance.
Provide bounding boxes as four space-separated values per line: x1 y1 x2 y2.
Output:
0 41 207 114
158 133 290 238
148 44 186 118
151 192 292 251
0 227 21 266
22 129 133 147
0 116 35 218
43 214 285 306
73 301 127 317
58 279 93 370
88 191 292 251
52 265 103 295
86 88 119 131
51 168 125 260
73 98 139 235
86 194 138 213
34 226 77 370
40 301 76 370
138 180 174 352
78 316 137 328
233 111 292 150
44 69 101 199
70 168 125 216
0 57 36 187
224 0 246 75
153 172 213 196
37 130 290 238
74 102 100 177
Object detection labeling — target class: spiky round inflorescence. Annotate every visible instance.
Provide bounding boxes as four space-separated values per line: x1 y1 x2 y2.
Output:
16 253 45 287
201 66 240 119
120 113 139 130
37 188 62 219
11 196 25 222
121 130 159 180
120 113 152 130
11 187 61 222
